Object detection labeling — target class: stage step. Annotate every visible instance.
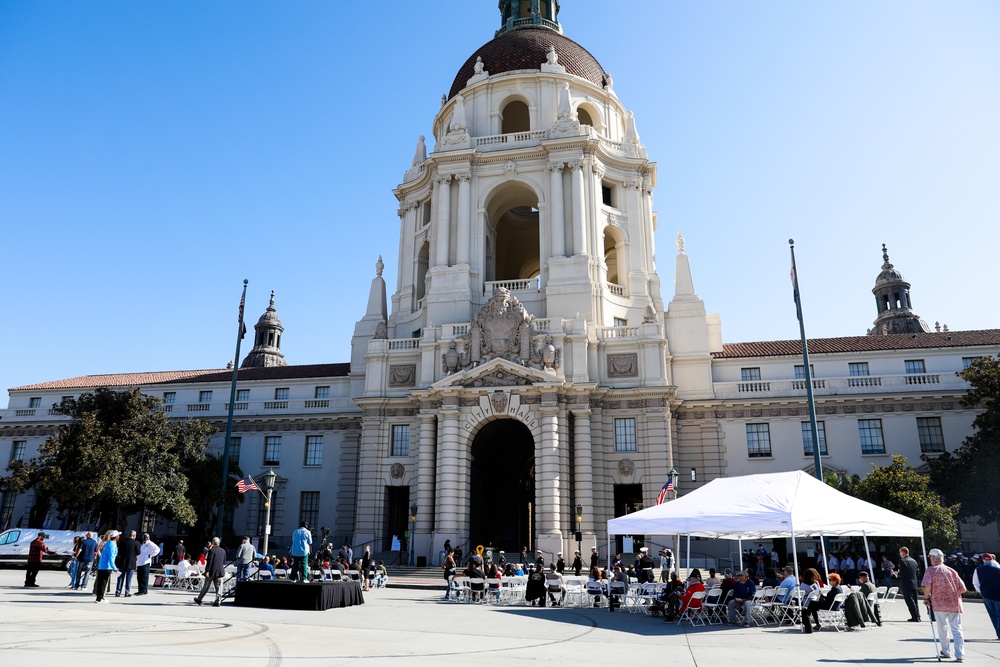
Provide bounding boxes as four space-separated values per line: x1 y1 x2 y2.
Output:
384 566 446 590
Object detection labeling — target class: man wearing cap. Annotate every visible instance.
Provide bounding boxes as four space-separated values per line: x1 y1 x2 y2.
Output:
555 551 565 574
535 549 545 569
894 546 922 622
571 550 583 576
923 548 966 662
973 553 1000 640
638 547 655 584
727 571 757 626
95 530 120 603
590 546 599 571
24 532 55 588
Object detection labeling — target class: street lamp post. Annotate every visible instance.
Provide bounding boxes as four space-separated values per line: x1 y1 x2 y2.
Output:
668 468 679 577
575 503 584 562
409 503 418 567
260 469 277 559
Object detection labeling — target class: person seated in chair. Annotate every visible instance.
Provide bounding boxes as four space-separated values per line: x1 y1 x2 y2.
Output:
727 571 757 626
776 565 798 602
465 559 486 602
666 572 705 622
609 565 629 610
545 564 566 606
587 566 605 607
804 572 843 633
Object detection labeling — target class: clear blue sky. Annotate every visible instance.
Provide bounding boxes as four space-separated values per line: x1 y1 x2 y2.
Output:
2 1 998 400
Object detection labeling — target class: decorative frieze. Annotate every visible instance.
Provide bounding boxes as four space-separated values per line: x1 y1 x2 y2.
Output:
607 353 638 377
389 364 416 387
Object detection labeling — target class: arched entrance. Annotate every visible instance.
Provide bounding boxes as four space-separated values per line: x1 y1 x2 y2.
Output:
469 418 534 554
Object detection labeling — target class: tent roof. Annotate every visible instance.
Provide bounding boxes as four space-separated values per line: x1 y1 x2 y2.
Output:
607 470 923 540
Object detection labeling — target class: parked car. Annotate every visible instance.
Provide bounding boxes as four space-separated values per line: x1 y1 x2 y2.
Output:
0 528 86 568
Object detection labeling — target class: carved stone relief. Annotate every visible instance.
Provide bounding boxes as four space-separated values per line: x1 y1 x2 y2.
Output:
390 463 405 479
618 459 635 478
607 353 638 377
389 364 416 387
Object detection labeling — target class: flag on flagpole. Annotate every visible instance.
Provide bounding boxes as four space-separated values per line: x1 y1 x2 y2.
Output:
236 475 259 494
791 255 803 323
656 480 674 505
238 291 248 339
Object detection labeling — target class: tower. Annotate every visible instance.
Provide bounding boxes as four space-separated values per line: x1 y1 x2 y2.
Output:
241 291 288 368
869 244 930 335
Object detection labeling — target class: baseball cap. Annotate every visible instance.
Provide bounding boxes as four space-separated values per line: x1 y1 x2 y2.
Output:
928 548 944 559
983 553 995 561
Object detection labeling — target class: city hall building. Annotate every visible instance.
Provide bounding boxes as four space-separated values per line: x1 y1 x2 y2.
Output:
3 3 998 560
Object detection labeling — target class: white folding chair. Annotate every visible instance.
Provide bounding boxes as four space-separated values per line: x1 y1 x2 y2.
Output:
817 593 848 632
702 588 725 624
676 590 707 626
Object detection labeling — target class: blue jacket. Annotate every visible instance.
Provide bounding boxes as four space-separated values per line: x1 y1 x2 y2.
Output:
98 540 118 571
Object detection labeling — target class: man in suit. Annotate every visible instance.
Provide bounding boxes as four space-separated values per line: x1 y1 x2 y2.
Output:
193 537 227 607
115 530 141 597
894 546 921 622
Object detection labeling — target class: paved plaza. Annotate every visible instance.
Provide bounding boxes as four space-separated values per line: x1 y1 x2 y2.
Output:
2 568 998 665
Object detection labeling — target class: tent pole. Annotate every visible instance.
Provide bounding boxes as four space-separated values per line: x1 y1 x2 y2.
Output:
686 534 691 579
737 538 742 573
790 520 800 632
862 530 875 581
819 534 829 583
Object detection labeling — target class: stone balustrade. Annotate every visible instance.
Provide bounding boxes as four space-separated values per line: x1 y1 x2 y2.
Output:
715 373 964 399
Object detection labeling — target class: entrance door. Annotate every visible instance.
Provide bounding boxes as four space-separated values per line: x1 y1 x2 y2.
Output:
469 418 534 554
383 486 410 552
613 483 644 554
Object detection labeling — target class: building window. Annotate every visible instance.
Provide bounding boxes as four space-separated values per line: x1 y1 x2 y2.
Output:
858 419 886 455
236 389 250 402
601 182 614 207
9 441 26 465
904 359 926 374
801 422 828 456
962 356 979 369
162 392 176 405
299 491 320 530
741 368 762 382
274 388 289 401
61 395 73 403
794 365 814 379
391 425 410 457
614 418 637 452
916 417 945 453
199 390 213 404
264 436 281 466
613 317 627 327
28 397 41 409
305 435 323 466
314 386 330 399
0 492 17 528
227 437 241 466
848 362 869 377
746 423 772 458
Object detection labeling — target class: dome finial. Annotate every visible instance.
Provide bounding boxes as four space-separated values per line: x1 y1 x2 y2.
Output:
881 243 892 269
268 290 275 310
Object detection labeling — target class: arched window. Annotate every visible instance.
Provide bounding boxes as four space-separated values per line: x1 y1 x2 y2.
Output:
414 241 429 306
578 108 593 127
604 226 625 287
501 100 530 134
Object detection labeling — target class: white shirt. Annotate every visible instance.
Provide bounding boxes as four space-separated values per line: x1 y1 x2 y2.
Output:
137 540 161 567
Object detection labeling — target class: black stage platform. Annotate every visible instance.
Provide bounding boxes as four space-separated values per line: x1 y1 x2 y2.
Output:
234 580 365 611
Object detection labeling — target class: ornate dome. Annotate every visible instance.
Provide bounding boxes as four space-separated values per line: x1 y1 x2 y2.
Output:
449 27 606 100
874 244 908 287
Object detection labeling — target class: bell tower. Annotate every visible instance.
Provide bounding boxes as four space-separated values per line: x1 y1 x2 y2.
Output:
869 244 931 335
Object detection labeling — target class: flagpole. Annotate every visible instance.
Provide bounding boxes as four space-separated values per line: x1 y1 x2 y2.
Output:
789 240 824 482
216 279 249 538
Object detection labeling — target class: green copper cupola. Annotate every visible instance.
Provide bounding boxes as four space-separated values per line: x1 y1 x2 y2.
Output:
497 0 562 36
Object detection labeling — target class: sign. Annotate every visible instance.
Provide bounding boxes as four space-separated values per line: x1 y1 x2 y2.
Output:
391 535 401 551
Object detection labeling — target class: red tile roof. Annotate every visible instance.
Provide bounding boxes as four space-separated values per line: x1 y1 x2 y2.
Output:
713 329 1000 359
11 363 352 392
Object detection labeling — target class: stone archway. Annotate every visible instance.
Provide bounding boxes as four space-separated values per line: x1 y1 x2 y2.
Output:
469 417 535 554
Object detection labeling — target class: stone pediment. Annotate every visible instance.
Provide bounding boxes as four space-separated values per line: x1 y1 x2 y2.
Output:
431 358 559 390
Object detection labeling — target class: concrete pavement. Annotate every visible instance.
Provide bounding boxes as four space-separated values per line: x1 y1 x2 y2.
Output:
2 568 998 665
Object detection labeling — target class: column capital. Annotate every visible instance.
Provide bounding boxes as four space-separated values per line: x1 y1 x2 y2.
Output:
568 159 585 172
455 171 472 183
570 407 592 418
547 161 565 173
434 173 452 185
591 162 606 178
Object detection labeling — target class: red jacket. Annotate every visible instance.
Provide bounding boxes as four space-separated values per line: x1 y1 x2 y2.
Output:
28 537 54 564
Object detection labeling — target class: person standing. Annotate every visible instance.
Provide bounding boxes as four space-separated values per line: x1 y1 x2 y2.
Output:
895 546 922 622
24 532 55 587
172 539 186 564
922 548 966 662
115 530 141 597
235 536 255 581
75 531 98 590
572 550 583 577
973 552 1000 641
95 531 119 603
590 546 600 571
193 537 227 607
555 551 565 575
361 545 373 591
135 533 160 595
290 521 312 583
881 554 895 588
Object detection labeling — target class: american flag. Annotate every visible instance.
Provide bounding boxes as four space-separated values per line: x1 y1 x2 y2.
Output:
656 480 674 505
238 291 248 339
236 475 259 494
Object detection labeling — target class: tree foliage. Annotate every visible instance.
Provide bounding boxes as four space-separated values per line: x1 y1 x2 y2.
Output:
925 354 1000 525
842 455 960 552
3 388 216 529
184 453 245 545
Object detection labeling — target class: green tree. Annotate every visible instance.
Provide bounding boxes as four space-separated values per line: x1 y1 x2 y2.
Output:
925 354 1000 525
184 452 245 545
3 388 216 530
853 455 960 552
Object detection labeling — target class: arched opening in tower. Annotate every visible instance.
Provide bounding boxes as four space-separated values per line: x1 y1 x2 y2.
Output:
604 225 624 287
486 182 540 283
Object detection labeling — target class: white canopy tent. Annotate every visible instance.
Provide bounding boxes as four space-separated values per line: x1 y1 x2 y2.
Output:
606 470 929 639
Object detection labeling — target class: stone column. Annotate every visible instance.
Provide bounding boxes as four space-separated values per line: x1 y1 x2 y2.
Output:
537 404 561 536
455 172 472 265
416 411 437 537
572 408 595 535
548 162 565 257
569 160 587 256
436 400 461 534
435 174 452 267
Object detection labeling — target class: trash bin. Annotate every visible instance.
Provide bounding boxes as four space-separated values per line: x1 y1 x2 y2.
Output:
417 556 427 567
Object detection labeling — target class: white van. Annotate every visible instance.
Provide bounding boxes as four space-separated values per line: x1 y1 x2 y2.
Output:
0 528 86 568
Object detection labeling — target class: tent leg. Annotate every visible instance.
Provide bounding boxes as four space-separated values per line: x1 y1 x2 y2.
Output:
737 538 742 574
790 524 800 631
862 530 875 582
819 534 829 583
686 534 691 579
